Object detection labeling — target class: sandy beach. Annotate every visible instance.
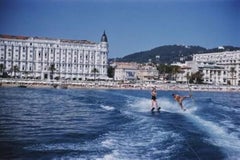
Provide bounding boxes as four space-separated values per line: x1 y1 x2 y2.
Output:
1 78 240 92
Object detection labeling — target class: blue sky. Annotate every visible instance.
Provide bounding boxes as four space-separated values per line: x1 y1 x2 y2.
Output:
0 0 239 58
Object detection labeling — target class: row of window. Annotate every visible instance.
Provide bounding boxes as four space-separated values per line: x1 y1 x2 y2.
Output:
205 70 227 75
0 44 103 54
1 52 106 62
5 63 106 73
0 40 97 49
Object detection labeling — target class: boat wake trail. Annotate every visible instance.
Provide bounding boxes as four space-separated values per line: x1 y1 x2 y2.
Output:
128 96 240 160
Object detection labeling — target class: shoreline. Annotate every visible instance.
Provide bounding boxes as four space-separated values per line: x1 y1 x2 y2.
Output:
1 79 240 92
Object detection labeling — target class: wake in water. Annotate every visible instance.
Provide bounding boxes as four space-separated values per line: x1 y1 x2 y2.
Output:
128 96 197 114
1 88 239 160
127 95 240 160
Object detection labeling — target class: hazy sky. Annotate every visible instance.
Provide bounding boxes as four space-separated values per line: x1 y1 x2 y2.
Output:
0 0 239 58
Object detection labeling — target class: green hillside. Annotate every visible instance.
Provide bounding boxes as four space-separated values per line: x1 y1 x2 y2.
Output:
111 45 240 64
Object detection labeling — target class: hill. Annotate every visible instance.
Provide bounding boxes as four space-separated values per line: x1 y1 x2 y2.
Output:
111 45 240 64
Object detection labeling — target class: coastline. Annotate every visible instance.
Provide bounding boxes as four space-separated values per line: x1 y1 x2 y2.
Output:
1 78 240 92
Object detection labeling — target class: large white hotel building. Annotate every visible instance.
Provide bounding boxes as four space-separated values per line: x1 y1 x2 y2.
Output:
193 50 240 85
0 32 109 80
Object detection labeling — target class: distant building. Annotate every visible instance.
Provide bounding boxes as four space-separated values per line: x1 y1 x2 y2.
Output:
114 62 139 81
137 63 158 81
171 50 240 85
113 62 158 81
198 62 226 85
193 50 240 85
171 62 192 83
0 32 109 80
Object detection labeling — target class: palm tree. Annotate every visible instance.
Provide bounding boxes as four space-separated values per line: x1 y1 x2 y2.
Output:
171 65 181 81
229 67 236 85
0 64 5 77
10 65 20 78
48 63 56 80
91 67 99 81
190 71 204 84
107 66 115 78
157 64 169 80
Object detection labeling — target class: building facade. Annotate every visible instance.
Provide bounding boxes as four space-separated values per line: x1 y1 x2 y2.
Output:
113 62 158 81
137 63 158 81
114 62 139 81
0 32 108 80
193 50 240 85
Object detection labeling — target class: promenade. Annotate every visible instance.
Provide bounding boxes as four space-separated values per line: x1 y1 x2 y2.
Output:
1 78 240 92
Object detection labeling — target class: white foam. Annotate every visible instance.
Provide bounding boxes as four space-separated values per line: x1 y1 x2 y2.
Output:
186 114 240 158
128 97 196 114
100 105 115 111
98 126 183 160
96 150 120 160
128 97 240 158
101 139 116 148
221 105 240 114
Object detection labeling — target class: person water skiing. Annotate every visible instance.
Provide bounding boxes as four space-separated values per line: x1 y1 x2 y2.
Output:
151 87 160 112
172 94 192 111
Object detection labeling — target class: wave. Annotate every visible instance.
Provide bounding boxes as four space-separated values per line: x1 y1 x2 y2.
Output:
184 112 240 159
127 96 240 159
96 97 186 160
100 105 115 111
98 130 182 160
127 96 197 114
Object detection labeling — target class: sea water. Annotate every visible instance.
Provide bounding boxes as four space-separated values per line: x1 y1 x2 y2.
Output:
0 87 240 160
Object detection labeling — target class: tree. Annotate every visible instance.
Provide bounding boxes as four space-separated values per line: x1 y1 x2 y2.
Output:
10 65 20 78
186 72 191 83
157 64 165 79
0 64 5 77
107 66 115 78
171 65 181 81
48 63 56 80
229 67 236 85
189 71 204 84
91 67 99 81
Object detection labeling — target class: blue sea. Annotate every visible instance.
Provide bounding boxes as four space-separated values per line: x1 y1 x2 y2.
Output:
0 87 240 160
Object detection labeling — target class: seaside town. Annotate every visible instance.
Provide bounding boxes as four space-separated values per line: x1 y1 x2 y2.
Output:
1 1 240 159
0 32 240 92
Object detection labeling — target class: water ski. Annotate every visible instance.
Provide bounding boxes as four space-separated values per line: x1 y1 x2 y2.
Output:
151 107 161 112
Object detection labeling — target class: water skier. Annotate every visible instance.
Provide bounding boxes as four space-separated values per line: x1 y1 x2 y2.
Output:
172 94 192 111
151 87 161 112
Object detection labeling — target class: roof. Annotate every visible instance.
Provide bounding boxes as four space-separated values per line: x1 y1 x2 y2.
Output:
0 34 96 44
0 34 29 40
101 31 108 42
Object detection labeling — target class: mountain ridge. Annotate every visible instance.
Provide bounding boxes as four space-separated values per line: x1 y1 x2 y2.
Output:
110 45 240 64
